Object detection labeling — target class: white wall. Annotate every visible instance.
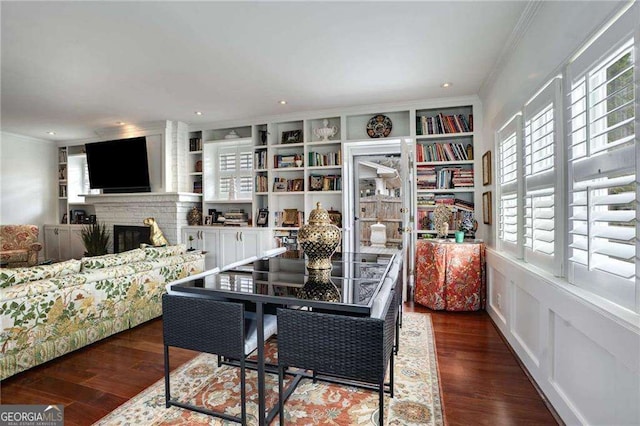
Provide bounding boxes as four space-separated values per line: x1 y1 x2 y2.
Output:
0 132 58 243
478 2 639 425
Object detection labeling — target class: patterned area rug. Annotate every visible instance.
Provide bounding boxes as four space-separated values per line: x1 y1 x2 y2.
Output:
94 312 443 425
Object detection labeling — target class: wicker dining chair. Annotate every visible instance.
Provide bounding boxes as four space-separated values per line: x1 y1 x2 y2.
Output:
162 294 277 425
276 286 397 426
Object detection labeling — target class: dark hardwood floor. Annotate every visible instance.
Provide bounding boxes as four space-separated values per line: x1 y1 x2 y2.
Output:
1 305 558 425
406 303 559 425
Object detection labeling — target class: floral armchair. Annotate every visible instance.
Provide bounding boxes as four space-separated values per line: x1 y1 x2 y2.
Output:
0 225 43 267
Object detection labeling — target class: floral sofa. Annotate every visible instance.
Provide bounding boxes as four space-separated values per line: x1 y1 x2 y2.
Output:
0 225 43 267
0 244 205 379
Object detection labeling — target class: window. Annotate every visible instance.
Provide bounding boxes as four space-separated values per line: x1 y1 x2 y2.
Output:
567 38 636 309
497 115 522 258
523 77 563 275
67 153 99 203
216 141 253 199
493 2 638 312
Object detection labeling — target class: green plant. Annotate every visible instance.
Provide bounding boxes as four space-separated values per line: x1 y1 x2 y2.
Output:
81 222 110 257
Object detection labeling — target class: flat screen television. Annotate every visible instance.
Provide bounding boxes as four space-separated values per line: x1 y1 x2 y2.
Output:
85 136 151 193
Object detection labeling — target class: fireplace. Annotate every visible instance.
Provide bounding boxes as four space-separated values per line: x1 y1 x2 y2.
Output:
113 225 151 253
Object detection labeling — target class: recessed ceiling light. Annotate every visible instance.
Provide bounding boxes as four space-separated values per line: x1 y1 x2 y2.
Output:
195 111 203 116
47 131 56 135
278 100 287 105
116 121 125 125
441 82 452 88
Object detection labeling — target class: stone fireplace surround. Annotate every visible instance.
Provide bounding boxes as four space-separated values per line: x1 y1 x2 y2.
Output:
83 192 200 253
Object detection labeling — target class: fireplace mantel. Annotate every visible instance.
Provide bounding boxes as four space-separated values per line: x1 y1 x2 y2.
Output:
83 192 201 204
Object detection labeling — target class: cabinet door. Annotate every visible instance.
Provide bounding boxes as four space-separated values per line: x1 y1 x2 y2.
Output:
218 229 241 267
200 229 219 270
182 228 203 251
57 227 72 261
69 227 85 259
238 229 263 259
44 226 62 261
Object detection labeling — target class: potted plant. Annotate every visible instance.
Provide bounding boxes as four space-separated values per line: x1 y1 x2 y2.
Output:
187 235 195 251
81 221 110 256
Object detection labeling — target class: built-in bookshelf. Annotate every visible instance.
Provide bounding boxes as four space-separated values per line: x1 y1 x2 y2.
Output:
58 147 68 222
188 132 203 196
414 104 477 238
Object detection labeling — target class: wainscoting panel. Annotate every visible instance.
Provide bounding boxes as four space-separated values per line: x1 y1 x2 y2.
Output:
486 249 640 426
550 310 617 425
488 267 508 325
513 285 540 367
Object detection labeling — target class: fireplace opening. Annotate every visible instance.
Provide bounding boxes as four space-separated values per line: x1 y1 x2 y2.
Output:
113 225 151 253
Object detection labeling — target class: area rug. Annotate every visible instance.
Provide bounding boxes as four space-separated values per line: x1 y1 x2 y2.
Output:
94 312 443 425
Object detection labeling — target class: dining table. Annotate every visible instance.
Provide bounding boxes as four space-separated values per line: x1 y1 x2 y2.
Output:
169 250 397 425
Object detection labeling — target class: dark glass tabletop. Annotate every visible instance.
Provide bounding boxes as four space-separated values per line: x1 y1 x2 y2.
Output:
171 251 396 313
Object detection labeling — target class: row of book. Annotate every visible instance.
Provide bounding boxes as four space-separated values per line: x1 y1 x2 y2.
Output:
255 150 267 169
274 154 302 168
255 175 268 192
308 151 341 167
416 142 473 162
417 113 473 135
189 137 203 152
416 166 474 189
417 194 475 211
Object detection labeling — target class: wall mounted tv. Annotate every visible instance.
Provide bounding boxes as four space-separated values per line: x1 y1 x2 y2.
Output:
86 136 151 193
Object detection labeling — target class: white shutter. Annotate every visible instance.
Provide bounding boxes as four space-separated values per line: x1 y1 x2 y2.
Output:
216 141 254 198
497 115 523 257
523 77 563 274
567 29 636 310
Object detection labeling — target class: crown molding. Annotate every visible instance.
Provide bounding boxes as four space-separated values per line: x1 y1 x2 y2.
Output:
478 1 543 98
188 94 481 132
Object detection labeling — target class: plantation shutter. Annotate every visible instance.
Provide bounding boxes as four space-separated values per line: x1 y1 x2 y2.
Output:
566 4 637 311
217 142 253 199
523 77 563 275
497 115 523 258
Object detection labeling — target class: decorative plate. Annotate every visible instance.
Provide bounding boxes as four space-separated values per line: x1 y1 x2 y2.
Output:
366 114 392 138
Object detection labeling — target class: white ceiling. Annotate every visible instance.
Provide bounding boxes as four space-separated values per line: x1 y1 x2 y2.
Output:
1 1 528 141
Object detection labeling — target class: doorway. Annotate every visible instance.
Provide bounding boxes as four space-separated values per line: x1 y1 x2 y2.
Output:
354 155 402 252
342 139 415 301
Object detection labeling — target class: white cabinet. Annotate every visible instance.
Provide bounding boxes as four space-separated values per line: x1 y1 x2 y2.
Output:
218 228 264 267
182 227 269 270
44 225 85 261
181 227 219 270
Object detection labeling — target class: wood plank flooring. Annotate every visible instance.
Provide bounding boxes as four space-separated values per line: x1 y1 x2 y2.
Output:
1 305 558 425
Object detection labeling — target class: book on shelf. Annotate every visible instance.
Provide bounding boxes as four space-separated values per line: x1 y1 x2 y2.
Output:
193 180 202 193
417 197 474 212
416 113 473 135
308 151 342 167
254 150 267 169
417 141 470 162
255 175 269 192
274 154 302 168
189 137 202 151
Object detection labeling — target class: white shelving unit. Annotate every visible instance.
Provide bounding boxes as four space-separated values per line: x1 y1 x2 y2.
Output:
414 104 477 238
